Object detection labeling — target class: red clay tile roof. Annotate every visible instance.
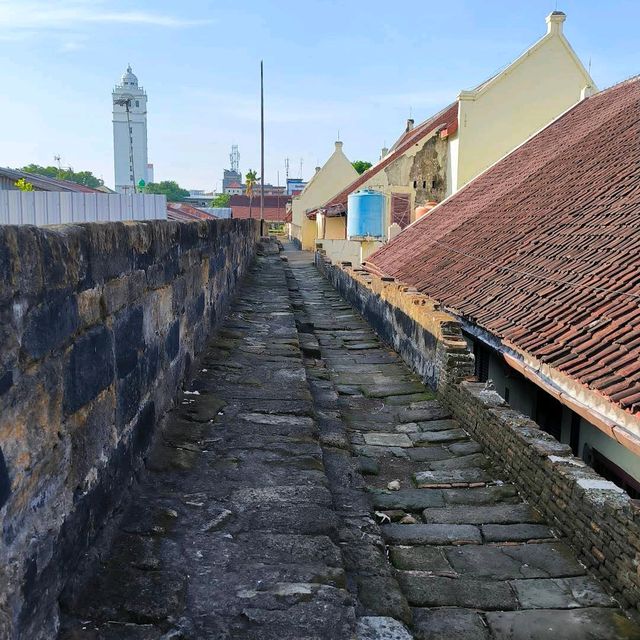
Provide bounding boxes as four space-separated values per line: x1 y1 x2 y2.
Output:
307 102 458 219
230 194 291 222
367 77 640 416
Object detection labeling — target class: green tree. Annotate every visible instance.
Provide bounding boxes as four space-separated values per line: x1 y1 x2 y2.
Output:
20 164 103 188
210 193 230 207
245 169 258 218
144 181 190 202
352 160 372 175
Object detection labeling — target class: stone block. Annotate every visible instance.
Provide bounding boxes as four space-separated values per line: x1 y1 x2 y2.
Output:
382 523 481 545
165 320 180 362
63 325 114 416
76 287 102 328
102 271 145 315
396 573 517 609
356 616 413 640
113 306 143 379
412 607 489 640
22 289 79 359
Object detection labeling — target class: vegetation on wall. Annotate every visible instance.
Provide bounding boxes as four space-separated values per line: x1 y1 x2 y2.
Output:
352 160 373 175
20 164 104 188
144 181 190 202
14 178 34 191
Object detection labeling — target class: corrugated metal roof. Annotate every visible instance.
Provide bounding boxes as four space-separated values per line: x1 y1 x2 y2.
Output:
0 167 100 193
367 76 640 416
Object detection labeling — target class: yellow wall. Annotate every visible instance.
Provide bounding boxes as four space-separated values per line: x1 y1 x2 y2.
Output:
291 141 359 249
455 14 594 190
318 215 346 240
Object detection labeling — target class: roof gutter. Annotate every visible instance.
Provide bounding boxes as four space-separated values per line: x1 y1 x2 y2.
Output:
457 317 640 457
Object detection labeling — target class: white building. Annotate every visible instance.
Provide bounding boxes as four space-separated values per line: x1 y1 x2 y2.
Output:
113 65 149 194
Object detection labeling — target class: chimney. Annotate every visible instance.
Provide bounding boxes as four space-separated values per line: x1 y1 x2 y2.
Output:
546 10 566 35
580 85 595 100
380 147 389 160
406 118 414 132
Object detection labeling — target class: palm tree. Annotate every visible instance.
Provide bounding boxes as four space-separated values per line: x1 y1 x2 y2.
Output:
245 169 257 218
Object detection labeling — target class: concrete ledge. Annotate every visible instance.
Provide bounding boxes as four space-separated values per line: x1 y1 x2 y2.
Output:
315 251 640 613
0 218 259 638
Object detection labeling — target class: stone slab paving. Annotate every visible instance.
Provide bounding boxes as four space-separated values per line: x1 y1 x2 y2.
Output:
56 245 640 640
284 246 640 640
58 252 357 639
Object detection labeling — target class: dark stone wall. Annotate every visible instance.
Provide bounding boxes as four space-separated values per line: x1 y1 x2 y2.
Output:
0 219 259 639
316 252 640 614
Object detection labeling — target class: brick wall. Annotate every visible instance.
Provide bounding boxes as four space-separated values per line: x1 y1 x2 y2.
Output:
0 219 259 638
316 253 640 613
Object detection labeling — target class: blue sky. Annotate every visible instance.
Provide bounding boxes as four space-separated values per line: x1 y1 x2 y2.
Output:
1 0 638 191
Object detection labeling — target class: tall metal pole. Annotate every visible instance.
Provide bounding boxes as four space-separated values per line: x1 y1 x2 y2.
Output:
260 60 265 223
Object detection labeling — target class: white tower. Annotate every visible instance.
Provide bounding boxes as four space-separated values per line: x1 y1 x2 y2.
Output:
112 65 149 194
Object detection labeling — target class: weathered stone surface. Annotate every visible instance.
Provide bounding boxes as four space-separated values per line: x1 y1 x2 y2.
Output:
411 428 469 444
422 503 543 525
482 523 554 542
442 485 519 505
414 468 491 487
356 576 412 624
369 488 445 510
363 433 413 447
445 542 587 580
382 523 481 545
511 576 616 609
22 289 79 359
412 607 490 640
63 325 114 415
396 573 517 609
356 616 413 640
389 546 452 572
485 608 640 640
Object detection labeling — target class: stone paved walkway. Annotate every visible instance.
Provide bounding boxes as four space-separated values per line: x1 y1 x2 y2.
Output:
57 245 640 639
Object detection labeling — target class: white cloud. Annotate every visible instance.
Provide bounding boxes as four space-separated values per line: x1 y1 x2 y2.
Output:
0 0 209 31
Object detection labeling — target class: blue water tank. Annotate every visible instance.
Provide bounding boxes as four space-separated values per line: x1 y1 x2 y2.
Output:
346 189 385 240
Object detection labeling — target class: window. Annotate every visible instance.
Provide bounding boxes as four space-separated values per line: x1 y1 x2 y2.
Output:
135 100 139 107
413 180 417 188
422 180 426 189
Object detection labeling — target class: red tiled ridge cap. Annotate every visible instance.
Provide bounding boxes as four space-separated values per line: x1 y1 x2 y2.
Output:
366 75 640 416
307 101 458 218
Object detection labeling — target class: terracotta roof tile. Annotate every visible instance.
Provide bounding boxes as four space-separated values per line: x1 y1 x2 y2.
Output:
366 76 640 416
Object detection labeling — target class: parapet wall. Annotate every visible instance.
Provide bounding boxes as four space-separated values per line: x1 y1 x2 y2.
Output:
316 253 640 613
0 219 259 638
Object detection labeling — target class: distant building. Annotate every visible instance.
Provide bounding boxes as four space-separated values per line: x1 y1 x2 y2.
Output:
229 194 291 222
113 65 150 194
286 178 306 196
223 169 242 192
184 191 216 207
223 181 244 196
289 141 358 249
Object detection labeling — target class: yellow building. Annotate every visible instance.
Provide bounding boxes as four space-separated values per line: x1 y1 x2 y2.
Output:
309 11 595 265
289 141 359 250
